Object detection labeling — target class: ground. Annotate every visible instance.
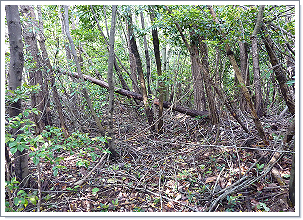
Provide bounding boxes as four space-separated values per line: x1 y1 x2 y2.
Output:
7 98 295 213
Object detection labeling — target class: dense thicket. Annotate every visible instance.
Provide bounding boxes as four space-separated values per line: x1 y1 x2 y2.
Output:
5 5 296 213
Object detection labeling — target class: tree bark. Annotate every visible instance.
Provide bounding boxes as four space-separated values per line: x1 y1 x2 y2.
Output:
251 5 265 118
57 5 71 60
190 34 206 112
198 35 219 124
261 25 295 115
239 41 250 112
106 5 118 159
283 118 295 206
150 7 164 133
140 10 152 95
126 17 141 94
6 5 29 185
127 13 155 131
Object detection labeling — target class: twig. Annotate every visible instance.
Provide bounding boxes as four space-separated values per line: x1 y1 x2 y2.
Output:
37 161 42 212
212 167 225 195
159 170 163 212
141 188 199 212
208 148 283 212
73 152 107 186
5 162 13 207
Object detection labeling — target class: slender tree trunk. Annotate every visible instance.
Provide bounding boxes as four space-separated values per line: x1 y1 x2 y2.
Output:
261 25 295 115
239 41 250 112
106 5 118 159
283 118 295 206
57 5 71 60
126 18 141 94
150 7 164 133
58 5 81 110
198 35 219 124
189 36 206 112
207 5 268 144
162 46 167 99
63 5 106 136
140 10 152 95
127 13 155 131
6 5 29 186
37 5 69 138
251 5 265 118
211 81 250 133
20 5 50 134
90 6 129 90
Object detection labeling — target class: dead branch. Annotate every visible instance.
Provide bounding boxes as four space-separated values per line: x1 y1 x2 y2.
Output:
62 70 210 119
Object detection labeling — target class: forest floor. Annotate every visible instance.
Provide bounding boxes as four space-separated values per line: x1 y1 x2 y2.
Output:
23 98 295 213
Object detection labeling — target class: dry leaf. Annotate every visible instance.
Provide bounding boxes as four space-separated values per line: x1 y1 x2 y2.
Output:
205 176 218 184
167 201 174 208
175 194 182 201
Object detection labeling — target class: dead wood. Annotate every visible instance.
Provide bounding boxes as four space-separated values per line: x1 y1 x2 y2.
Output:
63 71 210 119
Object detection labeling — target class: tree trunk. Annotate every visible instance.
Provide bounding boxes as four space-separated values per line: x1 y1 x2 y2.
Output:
170 50 181 103
251 5 265 118
239 41 250 112
140 10 152 95
20 5 50 134
289 153 295 206
283 118 295 206
127 13 155 131
57 5 71 60
198 35 219 124
150 7 164 133
91 5 132 91
37 5 69 138
207 5 268 144
98 6 129 91
6 5 29 185
63 5 106 137
106 5 118 159
190 37 207 112
261 26 295 115
161 46 168 100
126 18 141 94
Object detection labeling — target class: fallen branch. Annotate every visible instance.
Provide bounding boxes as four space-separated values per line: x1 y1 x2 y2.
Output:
208 143 284 212
63 70 209 118
73 152 107 186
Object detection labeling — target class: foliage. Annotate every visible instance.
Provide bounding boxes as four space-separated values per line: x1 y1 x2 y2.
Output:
5 4 296 213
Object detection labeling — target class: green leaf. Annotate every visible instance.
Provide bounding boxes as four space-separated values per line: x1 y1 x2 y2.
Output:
33 157 39 166
29 196 37 205
92 187 99 194
14 197 20 206
9 140 17 148
24 199 28 207
53 169 58 176
10 146 18 154
17 143 26 152
17 190 26 196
